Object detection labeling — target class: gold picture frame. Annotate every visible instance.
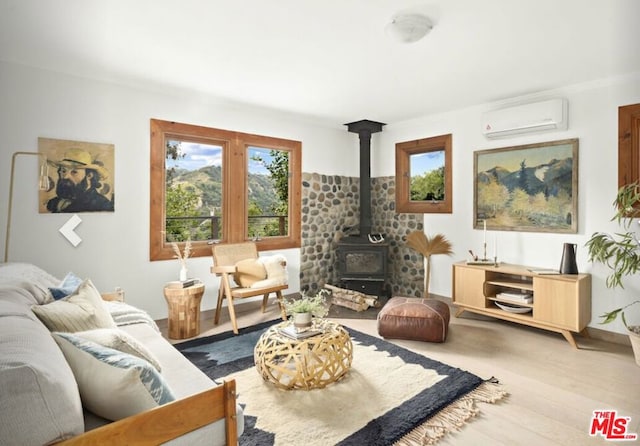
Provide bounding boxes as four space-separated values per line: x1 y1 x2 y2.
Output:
474 138 578 233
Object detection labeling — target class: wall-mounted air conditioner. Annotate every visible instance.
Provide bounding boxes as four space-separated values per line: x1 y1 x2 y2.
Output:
481 98 568 139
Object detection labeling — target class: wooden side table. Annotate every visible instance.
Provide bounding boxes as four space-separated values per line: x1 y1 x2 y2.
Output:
163 283 205 340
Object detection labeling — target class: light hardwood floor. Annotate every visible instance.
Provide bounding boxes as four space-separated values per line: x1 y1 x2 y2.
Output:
156 298 640 446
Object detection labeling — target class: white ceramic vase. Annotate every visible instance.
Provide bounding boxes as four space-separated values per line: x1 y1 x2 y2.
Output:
293 312 312 329
179 265 188 281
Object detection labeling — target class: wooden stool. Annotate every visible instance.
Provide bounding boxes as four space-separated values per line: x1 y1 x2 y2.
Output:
163 283 205 339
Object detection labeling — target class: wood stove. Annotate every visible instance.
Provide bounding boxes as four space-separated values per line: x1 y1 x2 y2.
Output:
336 119 388 296
336 238 388 295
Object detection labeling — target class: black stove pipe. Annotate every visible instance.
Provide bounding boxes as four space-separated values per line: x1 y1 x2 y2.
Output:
345 119 385 238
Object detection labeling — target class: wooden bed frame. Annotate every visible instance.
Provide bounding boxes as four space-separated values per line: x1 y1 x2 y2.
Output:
57 380 238 445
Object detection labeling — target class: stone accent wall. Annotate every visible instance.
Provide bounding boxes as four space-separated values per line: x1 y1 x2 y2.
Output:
371 176 424 298
301 172 424 297
300 173 359 292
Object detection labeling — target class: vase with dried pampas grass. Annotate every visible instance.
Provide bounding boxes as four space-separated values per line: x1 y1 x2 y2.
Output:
405 231 453 298
171 239 192 281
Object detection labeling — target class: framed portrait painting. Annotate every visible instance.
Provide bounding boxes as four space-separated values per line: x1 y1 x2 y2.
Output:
474 138 578 233
39 137 115 213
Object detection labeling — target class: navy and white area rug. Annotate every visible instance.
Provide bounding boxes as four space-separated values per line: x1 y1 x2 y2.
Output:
176 321 507 446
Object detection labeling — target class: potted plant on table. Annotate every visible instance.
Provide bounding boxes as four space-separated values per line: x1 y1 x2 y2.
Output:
284 289 330 329
586 182 640 365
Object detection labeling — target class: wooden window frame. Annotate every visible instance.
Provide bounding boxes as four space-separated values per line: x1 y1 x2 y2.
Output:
619 103 640 188
150 119 301 261
395 134 453 214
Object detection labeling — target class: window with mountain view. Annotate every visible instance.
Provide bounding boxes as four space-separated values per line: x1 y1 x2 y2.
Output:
247 147 290 239
164 138 224 242
150 119 301 261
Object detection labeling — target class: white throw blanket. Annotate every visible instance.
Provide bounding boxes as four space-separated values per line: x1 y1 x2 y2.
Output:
250 255 288 288
104 300 160 332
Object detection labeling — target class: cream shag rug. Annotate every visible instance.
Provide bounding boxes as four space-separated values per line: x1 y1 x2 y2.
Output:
177 321 507 445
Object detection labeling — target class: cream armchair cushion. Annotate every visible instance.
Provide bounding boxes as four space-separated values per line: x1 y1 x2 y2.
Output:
251 255 288 288
233 258 267 288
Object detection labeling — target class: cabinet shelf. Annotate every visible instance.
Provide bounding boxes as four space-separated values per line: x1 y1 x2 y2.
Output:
452 261 591 348
488 296 534 309
485 279 533 291
484 305 535 319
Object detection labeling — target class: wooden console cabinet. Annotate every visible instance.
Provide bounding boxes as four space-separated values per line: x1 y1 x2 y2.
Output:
452 261 591 348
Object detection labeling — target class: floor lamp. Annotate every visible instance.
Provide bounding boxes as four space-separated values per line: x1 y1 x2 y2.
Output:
4 151 50 263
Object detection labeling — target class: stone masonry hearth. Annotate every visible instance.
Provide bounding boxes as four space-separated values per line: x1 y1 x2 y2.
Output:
300 172 424 298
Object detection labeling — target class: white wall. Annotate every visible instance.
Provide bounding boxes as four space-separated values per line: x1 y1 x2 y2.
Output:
374 73 640 334
3 60 640 334
0 61 357 319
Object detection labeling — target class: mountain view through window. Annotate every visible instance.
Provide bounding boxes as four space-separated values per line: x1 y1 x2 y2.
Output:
165 140 288 242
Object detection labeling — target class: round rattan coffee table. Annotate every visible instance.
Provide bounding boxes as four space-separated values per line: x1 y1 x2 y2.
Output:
254 320 353 390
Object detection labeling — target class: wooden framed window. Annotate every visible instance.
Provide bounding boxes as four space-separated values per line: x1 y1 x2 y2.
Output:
150 119 301 261
619 103 640 187
395 134 452 213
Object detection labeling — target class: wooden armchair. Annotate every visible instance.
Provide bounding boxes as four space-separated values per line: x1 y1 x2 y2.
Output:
211 242 287 334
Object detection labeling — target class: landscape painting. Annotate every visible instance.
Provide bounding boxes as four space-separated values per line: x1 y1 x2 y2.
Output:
474 138 578 233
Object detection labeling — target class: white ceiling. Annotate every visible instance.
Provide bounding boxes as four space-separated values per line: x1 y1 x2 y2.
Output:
1 0 639 125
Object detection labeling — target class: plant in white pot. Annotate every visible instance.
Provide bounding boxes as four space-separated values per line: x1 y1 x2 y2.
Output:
586 182 640 365
284 289 330 329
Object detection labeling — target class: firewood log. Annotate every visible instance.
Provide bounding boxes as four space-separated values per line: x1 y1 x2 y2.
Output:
324 284 376 302
363 296 382 308
331 296 368 312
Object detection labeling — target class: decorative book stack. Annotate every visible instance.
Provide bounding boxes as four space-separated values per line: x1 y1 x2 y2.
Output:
496 291 533 304
166 278 200 289
278 324 322 340
528 268 560 275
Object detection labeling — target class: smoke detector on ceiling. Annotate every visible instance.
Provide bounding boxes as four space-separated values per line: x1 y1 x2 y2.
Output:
385 13 433 43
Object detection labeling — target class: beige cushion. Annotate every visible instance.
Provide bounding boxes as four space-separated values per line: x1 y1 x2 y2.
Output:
52 332 175 421
32 279 116 332
71 328 162 372
0 310 84 445
233 258 266 288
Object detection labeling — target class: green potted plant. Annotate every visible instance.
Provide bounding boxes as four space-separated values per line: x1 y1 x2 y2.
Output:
284 289 330 328
585 182 640 365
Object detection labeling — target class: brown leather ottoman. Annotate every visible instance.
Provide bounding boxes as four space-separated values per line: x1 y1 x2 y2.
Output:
377 297 450 342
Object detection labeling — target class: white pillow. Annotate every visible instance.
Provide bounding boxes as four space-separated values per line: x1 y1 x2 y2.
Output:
32 279 116 332
52 332 175 421
252 255 288 288
71 328 162 372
